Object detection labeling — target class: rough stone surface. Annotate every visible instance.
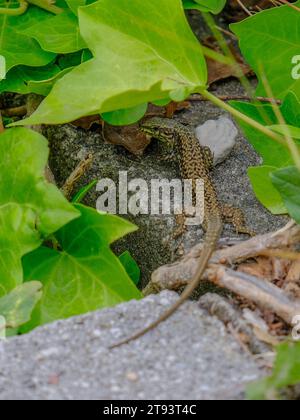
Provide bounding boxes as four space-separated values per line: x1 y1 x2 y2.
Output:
46 79 287 287
0 292 264 400
195 116 238 165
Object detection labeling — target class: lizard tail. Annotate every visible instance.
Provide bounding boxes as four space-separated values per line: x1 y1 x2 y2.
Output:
110 215 223 349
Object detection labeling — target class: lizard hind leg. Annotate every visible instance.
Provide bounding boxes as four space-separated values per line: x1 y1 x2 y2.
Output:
221 204 255 236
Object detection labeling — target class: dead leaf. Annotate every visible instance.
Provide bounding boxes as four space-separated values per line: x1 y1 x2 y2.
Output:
206 57 251 85
226 0 274 22
71 115 101 130
103 123 151 156
165 101 190 118
238 257 274 281
252 326 281 346
285 260 300 284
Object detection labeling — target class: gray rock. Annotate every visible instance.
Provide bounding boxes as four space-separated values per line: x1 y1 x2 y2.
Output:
195 116 238 165
0 292 264 400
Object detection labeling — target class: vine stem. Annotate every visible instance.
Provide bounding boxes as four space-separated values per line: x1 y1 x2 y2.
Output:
0 0 28 15
0 0 63 15
202 46 235 66
27 0 63 14
201 89 286 146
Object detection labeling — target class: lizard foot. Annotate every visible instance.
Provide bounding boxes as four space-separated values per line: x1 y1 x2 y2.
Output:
173 214 187 239
221 204 255 237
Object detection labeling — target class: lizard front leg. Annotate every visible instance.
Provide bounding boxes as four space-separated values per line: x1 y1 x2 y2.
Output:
221 204 255 236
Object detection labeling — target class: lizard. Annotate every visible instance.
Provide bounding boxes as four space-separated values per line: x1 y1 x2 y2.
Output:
110 117 253 349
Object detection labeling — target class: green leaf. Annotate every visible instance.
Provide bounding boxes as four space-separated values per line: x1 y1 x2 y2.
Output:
248 166 286 215
20 10 86 54
230 101 293 168
15 0 207 126
22 204 142 331
119 251 141 285
0 128 79 296
0 2 56 72
65 0 87 15
271 166 300 223
248 342 300 400
27 67 74 96
281 92 300 127
231 1 300 101
101 104 148 126
0 282 42 330
183 0 226 14
229 100 300 216
0 64 62 95
0 50 90 96
269 124 300 139
72 179 97 203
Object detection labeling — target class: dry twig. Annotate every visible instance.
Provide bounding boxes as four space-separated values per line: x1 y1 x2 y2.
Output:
144 222 300 325
61 154 94 200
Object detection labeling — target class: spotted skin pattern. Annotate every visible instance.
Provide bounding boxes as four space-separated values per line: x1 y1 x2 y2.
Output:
111 117 253 348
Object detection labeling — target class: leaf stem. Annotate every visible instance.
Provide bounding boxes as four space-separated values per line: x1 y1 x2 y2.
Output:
202 46 234 66
260 67 300 172
201 89 287 146
0 0 63 15
27 0 63 14
0 1 28 16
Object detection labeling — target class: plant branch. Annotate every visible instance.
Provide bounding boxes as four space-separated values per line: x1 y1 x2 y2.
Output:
0 0 63 15
260 67 300 172
27 0 63 14
189 94 282 105
0 1 28 15
202 46 235 66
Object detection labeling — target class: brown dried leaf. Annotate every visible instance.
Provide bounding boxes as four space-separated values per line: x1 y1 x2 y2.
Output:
226 0 274 22
206 57 251 85
71 115 101 130
286 260 300 284
238 257 274 281
165 101 190 118
252 326 281 346
103 123 151 156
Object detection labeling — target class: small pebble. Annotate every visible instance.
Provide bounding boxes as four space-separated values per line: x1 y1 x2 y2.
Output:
126 372 139 382
195 116 238 165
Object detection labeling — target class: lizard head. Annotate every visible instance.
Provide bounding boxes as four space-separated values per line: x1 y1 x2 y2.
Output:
140 117 179 148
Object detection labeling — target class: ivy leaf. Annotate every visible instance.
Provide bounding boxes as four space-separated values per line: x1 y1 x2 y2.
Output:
21 204 142 332
230 101 294 168
271 166 300 223
0 282 42 330
65 0 87 15
27 67 74 96
281 92 300 127
247 342 300 400
230 98 300 215
248 166 286 215
15 0 207 126
119 251 141 285
269 124 300 139
0 128 79 296
0 50 91 96
0 64 62 95
231 1 300 100
0 2 56 71
183 0 226 14
101 104 148 126
20 10 86 54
